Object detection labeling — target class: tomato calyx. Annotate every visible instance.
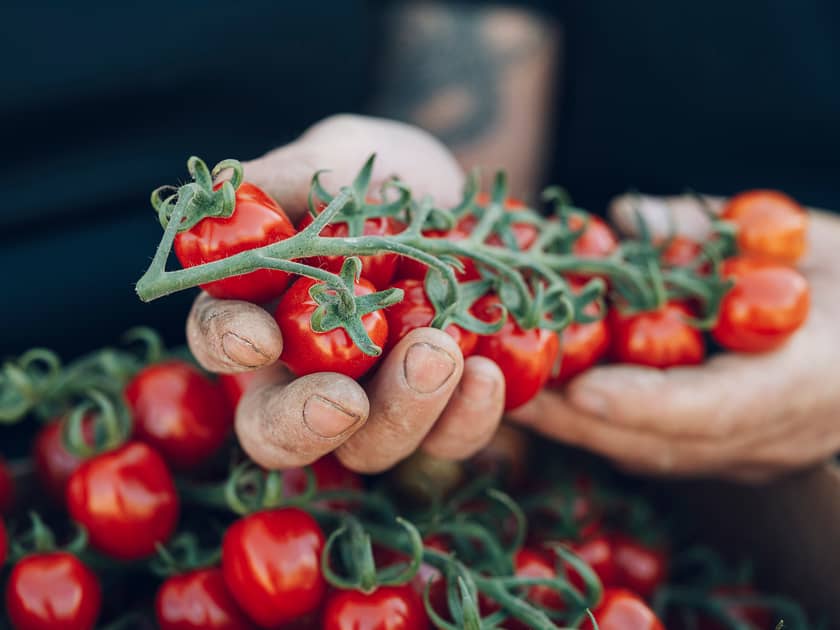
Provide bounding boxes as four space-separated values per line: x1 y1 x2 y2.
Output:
149 532 221 578
7 511 88 564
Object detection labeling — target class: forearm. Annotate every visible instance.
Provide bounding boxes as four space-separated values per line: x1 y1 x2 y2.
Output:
372 2 562 199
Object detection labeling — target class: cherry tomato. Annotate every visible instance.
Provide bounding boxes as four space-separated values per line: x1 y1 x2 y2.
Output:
721 190 807 264
67 441 179 561
385 279 478 356
126 360 234 470
0 518 7 567
568 534 618 591
275 276 389 379
299 213 405 290
156 568 254 630
581 588 665 630
501 548 564 628
5 552 102 630
463 193 538 251
219 372 259 409
712 257 809 353
610 302 705 368
322 584 428 630
222 507 326 628
174 181 297 303
568 213 618 259
398 223 480 282
697 584 773 630
473 294 560 410
611 534 668 599
0 456 15 513
660 236 703 268
551 281 610 384
33 416 94 504
282 453 363 510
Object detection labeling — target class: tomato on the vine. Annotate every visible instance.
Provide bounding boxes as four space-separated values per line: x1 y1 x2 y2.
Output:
660 236 703 268
67 441 179 561
155 568 254 630
322 584 428 630
385 279 478 356
581 588 665 630
126 360 234 471
275 277 389 379
174 182 297 303
219 372 259 409
5 552 102 630
282 453 363 510
551 281 610 385
610 302 705 368
721 190 807 264
299 212 406 290
568 213 619 259
473 294 560 410
499 548 564 628
222 507 326 628
464 193 539 251
398 222 480 282
712 257 809 353
568 534 619 591
697 584 773 630
611 534 668 599
33 416 94 504
0 456 15 513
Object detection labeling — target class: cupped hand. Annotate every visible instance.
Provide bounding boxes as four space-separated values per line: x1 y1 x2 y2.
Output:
187 115 505 473
510 194 840 483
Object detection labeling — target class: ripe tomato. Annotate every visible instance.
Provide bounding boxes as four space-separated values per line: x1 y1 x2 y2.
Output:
126 360 234 470
66 441 179 561
697 584 773 630
568 213 618 259
385 279 478 356
156 568 254 630
0 456 15 513
322 585 428 630
581 588 664 630
473 294 560 410
721 190 807 264
275 277 388 379
219 372 259 409
568 535 618 591
463 193 538 251
660 236 703 268
712 257 809 353
501 548 564 629
33 416 94 504
282 453 363 510
174 181 297 303
5 552 102 630
0 518 7 566
299 213 405 290
222 508 326 628
611 534 668 600
610 302 705 368
398 223 480 282
551 282 610 385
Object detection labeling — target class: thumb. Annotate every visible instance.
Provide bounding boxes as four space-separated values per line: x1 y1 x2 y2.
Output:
608 192 726 241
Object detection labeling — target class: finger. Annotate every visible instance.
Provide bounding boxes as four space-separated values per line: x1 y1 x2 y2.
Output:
336 328 464 473
186 292 283 374
420 356 505 460
608 193 725 241
235 372 369 470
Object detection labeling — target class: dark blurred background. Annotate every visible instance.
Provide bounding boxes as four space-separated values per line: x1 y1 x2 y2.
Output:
2 1 838 358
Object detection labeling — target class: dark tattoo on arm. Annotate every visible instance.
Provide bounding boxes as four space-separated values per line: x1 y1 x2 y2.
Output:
373 3 552 148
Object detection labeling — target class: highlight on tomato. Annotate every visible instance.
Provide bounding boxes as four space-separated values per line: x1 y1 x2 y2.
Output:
322 584 428 630
155 567 254 630
581 588 665 630
609 301 705 368
33 416 94 504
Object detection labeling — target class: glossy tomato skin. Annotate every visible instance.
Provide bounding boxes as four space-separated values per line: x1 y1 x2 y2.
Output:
126 360 234 470
551 281 610 385
581 588 664 630
275 277 388 379
722 190 807 264
569 214 619 259
6 552 102 630
66 442 179 560
568 535 619 591
398 224 480 282
712 257 809 353
218 372 259 409
174 182 297 303
385 279 478 356
222 508 326 628
299 213 405 290
282 453 363 510
611 534 668 600
500 548 564 629
473 295 560 411
0 456 14 513
322 585 428 630
156 568 254 630
33 417 94 504
697 584 773 630
660 236 703 268
610 302 705 368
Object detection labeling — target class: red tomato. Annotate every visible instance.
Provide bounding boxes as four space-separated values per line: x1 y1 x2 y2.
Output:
398 223 480 283
660 236 703 268
282 453 363 510
697 584 773 630
275 277 388 379
219 372 259 409
298 213 405 290
473 295 560 410
721 190 807 264
501 548 564 629
463 193 538 251
33 416 94 504
156 568 254 630
174 182 297 303
712 257 809 353
551 282 610 384
568 535 619 592
385 279 478 356
581 588 664 630
0 518 7 566
610 302 705 368
66 442 179 561
611 534 668 600
5 552 102 630
322 585 428 630
569 214 618 259
126 360 234 470
0 456 15 513
222 508 326 628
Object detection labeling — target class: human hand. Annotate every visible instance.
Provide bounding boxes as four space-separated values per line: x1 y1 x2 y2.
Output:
187 115 506 473
509 194 840 483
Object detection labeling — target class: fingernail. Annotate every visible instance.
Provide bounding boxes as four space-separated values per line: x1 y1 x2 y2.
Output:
303 395 360 438
404 343 456 394
222 332 267 367
568 386 609 419
458 370 498 402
